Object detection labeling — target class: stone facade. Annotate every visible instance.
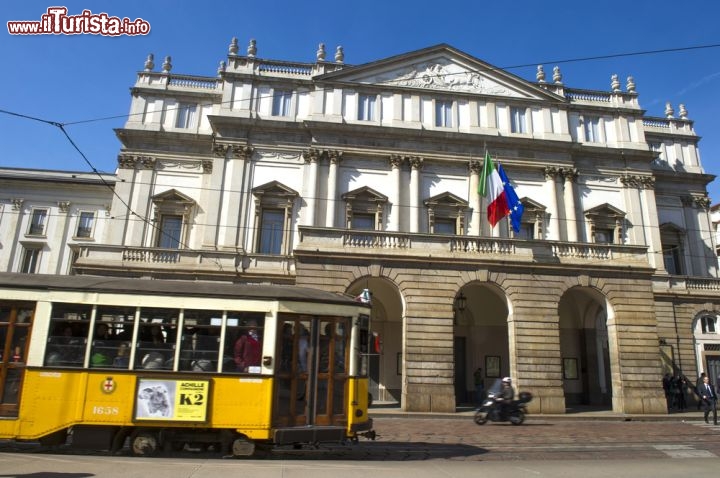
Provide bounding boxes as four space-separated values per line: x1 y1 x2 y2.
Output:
2 40 719 414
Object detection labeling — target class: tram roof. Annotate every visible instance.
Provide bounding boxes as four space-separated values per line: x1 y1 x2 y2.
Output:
0 273 370 308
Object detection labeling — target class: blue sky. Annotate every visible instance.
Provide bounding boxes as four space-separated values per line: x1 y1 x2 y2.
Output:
3 1 720 200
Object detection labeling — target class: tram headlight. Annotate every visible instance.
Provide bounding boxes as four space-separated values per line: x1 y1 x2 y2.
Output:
355 409 364 417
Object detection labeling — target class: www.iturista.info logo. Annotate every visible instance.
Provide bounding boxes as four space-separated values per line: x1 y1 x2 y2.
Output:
7 7 151 36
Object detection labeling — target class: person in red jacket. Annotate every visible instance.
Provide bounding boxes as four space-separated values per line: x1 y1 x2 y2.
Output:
234 320 261 372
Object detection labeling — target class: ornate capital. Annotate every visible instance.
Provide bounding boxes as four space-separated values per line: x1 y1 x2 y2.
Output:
202 160 213 173
680 195 709 209
140 156 156 169
620 174 655 189
389 154 403 169
408 156 423 170
560 167 578 182
212 143 232 157
117 154 155 169
57 201 70 213
232 145 254 160
468 160 482 174
543 166 559 180
303 147 321 163
11 198 24 211
326 149 343 164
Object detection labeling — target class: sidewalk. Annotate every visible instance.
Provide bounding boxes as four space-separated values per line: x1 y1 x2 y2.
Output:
369 401 708 422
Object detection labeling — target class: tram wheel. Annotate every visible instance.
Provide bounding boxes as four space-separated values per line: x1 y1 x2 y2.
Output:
130 430 159 456
232 436 256 457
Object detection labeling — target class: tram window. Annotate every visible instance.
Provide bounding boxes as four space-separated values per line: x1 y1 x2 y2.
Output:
225 312 265 374
0 304 34 366
179 310 222 372
45 303 90 367
89 306 136 369
136 307 179 371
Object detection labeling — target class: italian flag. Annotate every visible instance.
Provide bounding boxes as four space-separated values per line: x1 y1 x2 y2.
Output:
478 152 510 227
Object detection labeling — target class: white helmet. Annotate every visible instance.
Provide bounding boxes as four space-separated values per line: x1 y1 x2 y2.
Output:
502 376 512 384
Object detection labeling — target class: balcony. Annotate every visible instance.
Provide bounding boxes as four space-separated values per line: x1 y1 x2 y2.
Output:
652 275 720 295
295 227 651 271
71 244 295 283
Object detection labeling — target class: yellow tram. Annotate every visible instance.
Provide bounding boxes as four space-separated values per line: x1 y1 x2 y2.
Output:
0 273 374 456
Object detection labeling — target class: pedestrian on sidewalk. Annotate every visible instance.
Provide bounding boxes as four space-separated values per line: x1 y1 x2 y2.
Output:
699 375 717 425
662 373 672 411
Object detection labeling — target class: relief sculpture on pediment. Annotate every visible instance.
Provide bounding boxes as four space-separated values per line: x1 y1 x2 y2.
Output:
373 60 518 96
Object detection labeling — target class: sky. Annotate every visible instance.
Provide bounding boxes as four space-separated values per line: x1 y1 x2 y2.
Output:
2 1 720 200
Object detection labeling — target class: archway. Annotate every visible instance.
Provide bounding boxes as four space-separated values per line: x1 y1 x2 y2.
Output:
558 286 614 409
347 277 403 404
454 282 509 406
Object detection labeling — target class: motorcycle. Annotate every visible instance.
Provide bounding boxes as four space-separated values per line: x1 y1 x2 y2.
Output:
473 378 532 426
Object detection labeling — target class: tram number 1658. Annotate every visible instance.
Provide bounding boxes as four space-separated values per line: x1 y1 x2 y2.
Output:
92 406 120 416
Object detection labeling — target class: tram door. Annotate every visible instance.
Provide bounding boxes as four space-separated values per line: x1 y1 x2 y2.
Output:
0 303 34 417
273 316 349 428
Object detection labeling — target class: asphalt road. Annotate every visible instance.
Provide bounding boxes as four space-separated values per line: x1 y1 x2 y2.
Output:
1 417 719 477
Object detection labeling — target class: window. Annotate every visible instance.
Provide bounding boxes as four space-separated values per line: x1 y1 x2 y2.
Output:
175 103 197 129
151 189 196 250
510 107 527 134
424 192 468 235
593 228 614 244
352 214 375 230
342 186 388 231
27 209 47 235
157 215 182 249
272 90 292 117
435 100 453 127
258 209 284 254
75 211 94 238
512 198 545 240
358 94 376 121
702 316 717 334
585 203 625 245
584 116 601 143
20 247 41 273
660 223 685 275
252 181 298 255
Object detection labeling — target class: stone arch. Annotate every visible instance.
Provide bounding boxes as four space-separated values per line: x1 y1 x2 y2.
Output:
346 275 403 404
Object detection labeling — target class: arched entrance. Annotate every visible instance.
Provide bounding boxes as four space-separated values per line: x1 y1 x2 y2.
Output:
347 277 403 404
454 282 509 406
558 286 614 409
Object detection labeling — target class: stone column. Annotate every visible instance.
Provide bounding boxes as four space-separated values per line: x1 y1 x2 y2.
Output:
203 145 229 249
303 148 321 226
51 201 71 274
326 150 342 228
561 168 578 242
233 145 254 251
389 155 403 231
468 160 482 236
544 167 560 241
409 156 423 233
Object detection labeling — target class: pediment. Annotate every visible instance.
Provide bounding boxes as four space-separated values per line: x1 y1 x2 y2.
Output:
424 191 468 208
316 44 560 100
152 188 195 205
341 186 388 202
252 180 299 198
520 197 546 211
585 203 625 218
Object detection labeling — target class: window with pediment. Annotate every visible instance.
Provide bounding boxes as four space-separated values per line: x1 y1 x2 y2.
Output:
585 203 625 244
660 222 686 275
512 198 546 240
151 189 196 249
252 181 298 255
424 192 468 235
341 186 387 231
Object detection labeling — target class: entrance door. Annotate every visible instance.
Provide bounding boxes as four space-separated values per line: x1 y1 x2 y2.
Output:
0 303 34 417
273 316 349 428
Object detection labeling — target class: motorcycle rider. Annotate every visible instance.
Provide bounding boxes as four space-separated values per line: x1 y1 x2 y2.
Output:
497 376 515 419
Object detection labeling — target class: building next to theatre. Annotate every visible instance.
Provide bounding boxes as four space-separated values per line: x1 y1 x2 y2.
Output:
2 39 719 414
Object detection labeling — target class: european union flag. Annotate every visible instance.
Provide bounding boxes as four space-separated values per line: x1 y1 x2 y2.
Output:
497 164 524 233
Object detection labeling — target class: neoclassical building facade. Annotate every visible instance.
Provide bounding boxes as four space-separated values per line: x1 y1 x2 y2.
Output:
4 40 720 413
